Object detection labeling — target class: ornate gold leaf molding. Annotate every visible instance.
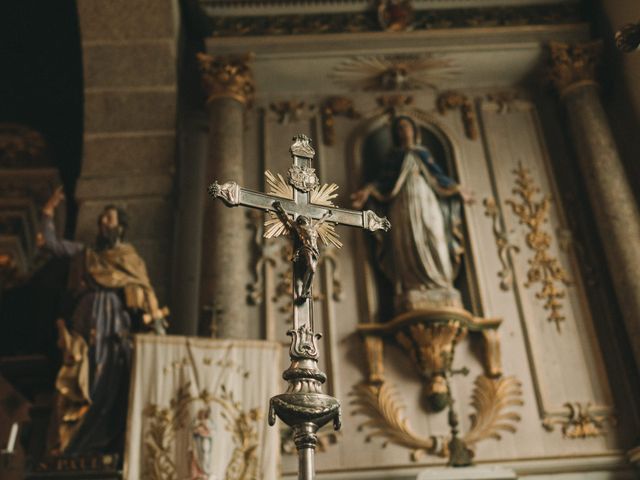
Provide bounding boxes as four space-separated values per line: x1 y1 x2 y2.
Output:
377 0 414 32
483 197 520 291
197 53 255 106
546 41 601 97
204 5 582 38
542 402 614 439
437 91 477 140
506 163 571 331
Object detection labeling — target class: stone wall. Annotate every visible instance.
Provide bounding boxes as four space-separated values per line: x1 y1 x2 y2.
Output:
74 0 180 304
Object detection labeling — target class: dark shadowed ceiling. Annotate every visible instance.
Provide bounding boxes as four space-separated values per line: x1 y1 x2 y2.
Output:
1 0 83 234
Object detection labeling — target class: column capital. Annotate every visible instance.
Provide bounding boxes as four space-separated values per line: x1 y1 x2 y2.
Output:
196 53 255 107
547 41 602 97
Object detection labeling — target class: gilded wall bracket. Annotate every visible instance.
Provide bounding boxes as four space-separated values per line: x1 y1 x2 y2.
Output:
357 308 502 412
437 91 478 140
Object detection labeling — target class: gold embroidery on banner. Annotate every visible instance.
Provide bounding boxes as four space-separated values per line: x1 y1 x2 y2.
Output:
143 383 262 480
506 163 571 331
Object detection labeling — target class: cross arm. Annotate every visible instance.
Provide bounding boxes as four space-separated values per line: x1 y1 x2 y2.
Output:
208 180 301 213
208 180 391 232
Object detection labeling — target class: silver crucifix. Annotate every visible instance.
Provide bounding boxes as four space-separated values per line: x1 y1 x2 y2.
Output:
208 134 390 480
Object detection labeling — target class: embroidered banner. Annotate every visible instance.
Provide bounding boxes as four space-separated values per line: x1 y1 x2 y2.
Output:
124 335 281 480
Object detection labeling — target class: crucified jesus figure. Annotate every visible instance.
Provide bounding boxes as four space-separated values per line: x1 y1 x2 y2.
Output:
272 201 332 301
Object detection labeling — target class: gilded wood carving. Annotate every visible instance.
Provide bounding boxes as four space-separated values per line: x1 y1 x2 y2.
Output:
483 197 520 291
542 402 615 439
506 163 571 331
437 91 478 140
350 375 523 462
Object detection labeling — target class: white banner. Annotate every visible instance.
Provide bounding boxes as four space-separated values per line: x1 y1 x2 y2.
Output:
124 335 281 480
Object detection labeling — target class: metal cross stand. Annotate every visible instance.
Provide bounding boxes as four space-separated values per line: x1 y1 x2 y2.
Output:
208 134 390 480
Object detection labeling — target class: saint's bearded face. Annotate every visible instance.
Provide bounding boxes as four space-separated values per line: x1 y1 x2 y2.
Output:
96 208 122 250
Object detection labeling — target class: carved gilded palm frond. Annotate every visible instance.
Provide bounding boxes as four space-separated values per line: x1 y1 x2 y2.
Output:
350 382 441 461
464 375 523 446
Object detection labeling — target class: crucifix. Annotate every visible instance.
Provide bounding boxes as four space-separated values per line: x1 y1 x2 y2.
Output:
208 134 390 480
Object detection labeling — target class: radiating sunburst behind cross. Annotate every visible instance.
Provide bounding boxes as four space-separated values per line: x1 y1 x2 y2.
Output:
263 170 343 248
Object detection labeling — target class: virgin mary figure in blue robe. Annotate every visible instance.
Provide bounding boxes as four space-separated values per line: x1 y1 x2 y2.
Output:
354 116 465 313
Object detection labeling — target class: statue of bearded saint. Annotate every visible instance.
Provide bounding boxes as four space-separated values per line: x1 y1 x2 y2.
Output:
41 187 168 457
352 116 473 313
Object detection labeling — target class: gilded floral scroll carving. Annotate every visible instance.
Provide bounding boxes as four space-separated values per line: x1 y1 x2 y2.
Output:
506 163 571 331
483 197 520 291
542 402 614 439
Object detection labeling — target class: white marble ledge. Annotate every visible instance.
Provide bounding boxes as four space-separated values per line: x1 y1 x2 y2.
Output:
416 467 517 480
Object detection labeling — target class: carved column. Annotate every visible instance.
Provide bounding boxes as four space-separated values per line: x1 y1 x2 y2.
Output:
548 41 640 371
197 54 255 339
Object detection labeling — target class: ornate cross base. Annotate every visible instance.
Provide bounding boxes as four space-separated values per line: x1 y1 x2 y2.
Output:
269 325 341 480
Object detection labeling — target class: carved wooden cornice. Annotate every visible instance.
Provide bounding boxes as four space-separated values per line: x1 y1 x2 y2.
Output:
196 53 255 106
547 41 602 97
0 123 50 168
202 4 582 38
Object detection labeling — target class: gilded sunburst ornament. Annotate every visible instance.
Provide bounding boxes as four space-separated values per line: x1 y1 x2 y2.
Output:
331 55 459 92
